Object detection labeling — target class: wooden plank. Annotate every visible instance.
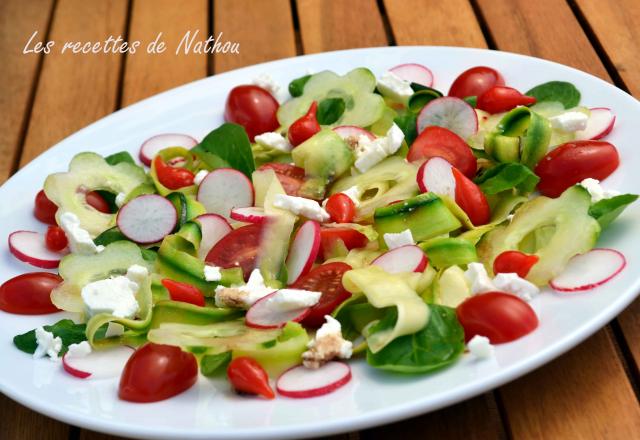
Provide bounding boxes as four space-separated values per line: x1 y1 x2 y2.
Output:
19 0 128 166
296 0 387 53
0 395 69 440
214 0 296 73
0 0 54 182
383 0 486 48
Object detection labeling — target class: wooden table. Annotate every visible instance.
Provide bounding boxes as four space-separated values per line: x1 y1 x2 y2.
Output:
1 0 639 438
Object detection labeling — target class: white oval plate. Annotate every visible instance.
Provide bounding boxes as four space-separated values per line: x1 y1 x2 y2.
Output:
1 47 639 440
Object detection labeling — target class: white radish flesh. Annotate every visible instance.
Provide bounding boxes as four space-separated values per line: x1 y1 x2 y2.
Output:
117 195 177 244
372 245 428 274
245 291 312 329
286 221 321 284
550 248 626 292
333 126 375 146
417 157 456 197
276 362 352 398
62 346 134 379
139 133 198 166
195 213 232 260
417 97 478 140
575 108 615 140
230 207 269 224
8 231 68 269
197 168 254 219
389 63 434 87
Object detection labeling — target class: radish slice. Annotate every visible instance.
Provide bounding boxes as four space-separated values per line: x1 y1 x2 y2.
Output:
139 133 198 166
166 156 187 167
194 213 232 260
286 221 321 284
245 290 314 329
8 231 68 269
197 168 254 219
575 108 615 140
417 97 478 140
276 361 352 398
389 63 434 87
372 245 428 274
550 248 626 292
117 195 177 244
417 156 456 197
230 207 269 224
62 346 134 379
333 126 375 146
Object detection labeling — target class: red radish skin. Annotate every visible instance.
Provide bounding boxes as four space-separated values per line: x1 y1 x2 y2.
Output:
62 356 91 379
286 221 321 284
230 207 269 224
8 231 68 269
550 248 626 292
417 97 478 140
416 157 456 198
139 133 198 166
62 346 135 379
195 214 232 260
197 168 254 218
245 291 313 329
276 362 352 398
389 63 434 87
117 195 177 244
575 108 616 141
372 245 428 274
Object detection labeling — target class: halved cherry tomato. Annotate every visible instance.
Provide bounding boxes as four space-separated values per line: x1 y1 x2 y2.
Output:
85 191 111 213
292 262 353 328
319 227 368 258
153 156 195 190
227 356 274 399
0 272 62 314
258 163 306 197
535 140 620 197
119 343 198 403
477 86 536 114
407 126 477 178
224 85 279 142
493 251 539 278
34 190 58 224
457 292 538 343
288 101 321 147
448 66 505 99
451 167 490 226
161 279 205 306
325 193 356 223
45 226 68 252
206 223 262 280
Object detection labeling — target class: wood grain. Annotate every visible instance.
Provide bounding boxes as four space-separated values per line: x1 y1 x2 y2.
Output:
213 0 297 73
383 0 486 48
0 0 54 182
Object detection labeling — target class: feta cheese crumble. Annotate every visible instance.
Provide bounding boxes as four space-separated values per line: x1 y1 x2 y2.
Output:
204 265 222 282
464 262 496 295
81 265 147 319
273 194 330 222
59 212 104 255
254 132 292 152
354 124 405 173
194 170 209 186
549 111 589 132
214 269 276 309
66 341 92 359
383 229 415 249
467 335 494 359
377 71 414 102
115 192 127 208
341 186 362 206
105 322 125 338
303 315 353 369
33 327 62 361
579 178 620 203
252 73 286 102
493 272 540 302
262 289 321 312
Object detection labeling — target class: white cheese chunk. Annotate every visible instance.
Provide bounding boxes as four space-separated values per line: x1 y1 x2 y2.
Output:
81 276 140 319
252 73 286 102
115 192 127 208
354 124 405 172
303 315 353 369
383 229 415 249
126 264 148 285
464 262 496 295
493 272 540 302
263 289 321 312
59 212 103 255
579 178 620 203
273 194 330 222
377 71 414 102
214 268 276 309
549 111 589 132
254 131 292 152
105 322 125 338
204 265 222 282
468 335 494 359
194 170 209 186
33 327 62 361
66 341 92 359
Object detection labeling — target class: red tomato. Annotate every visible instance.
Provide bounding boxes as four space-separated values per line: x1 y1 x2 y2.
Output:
493 251 539 278
224 85 279 142
161 279 205 306
319 227 369 258
457 292 538 343
288 101 321 147
153 156 195 190
292 262 353 328
534 140 620 197
227 357 274 399
85 191 111 214
451 167 490 225
449 66 505 99
0 272 62 315
34 190 58 224
477 86 536 114
407 126 477 178
325 193 356 223
119 343 198 403
206 223 262 280
257 163 306 197
45 226 68 252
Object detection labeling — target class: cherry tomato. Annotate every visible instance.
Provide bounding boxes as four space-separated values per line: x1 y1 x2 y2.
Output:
292 262 353 328
319 227 369 258
451 167 490 226
407 126 477 178
34 190 58 224
227 356 274 399
257 163 306 197
45 226 68 252
534 140 620 197
477 86 536 114
206 223 262 280
449 66 505 99
85 191 111 213
493 251 539 278
224 85 279 142
119 343 198 403
288 101 321 147
161 279 205 306
153 156 195 190
0 272 62 314
325 193 356 223
457 292 538 343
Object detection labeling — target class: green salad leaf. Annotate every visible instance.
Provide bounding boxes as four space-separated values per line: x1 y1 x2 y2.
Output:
105 151 136 166
200 351 232 376
288 74 312 97
589 193 639 229
463 96 477 107
14 319 107 356
475 163 540 195
317 98 346 125
525 81 581 109
393 110 418 146
192 123 255 178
